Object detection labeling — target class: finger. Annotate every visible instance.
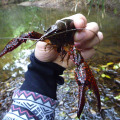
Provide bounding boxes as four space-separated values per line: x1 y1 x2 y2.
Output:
75 31 103 49
59 13 87 28
74 22 99 42
70 14 87 28
81 48 96 60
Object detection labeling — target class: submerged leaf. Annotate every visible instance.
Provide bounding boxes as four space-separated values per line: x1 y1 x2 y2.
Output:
107 62 114 66
101 74 106 78
88 90 92 94
104 97 109 101
64 86 70 92
114 95 120 101
105 75 111 79
59 111 66 117
70 113 77 118
6 87 16 92
101 74 111 79
113 65 119 70
118 63 120 67
90 109 96 115
5 82 10 87
92 67 100 72
100 62 114 70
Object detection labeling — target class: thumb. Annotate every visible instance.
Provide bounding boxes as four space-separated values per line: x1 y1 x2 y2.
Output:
35 41 58 62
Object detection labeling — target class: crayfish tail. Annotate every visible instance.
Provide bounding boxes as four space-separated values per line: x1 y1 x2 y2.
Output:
77 85 86 118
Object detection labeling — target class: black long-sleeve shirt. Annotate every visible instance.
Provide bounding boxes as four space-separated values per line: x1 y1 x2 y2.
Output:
3 53 65 120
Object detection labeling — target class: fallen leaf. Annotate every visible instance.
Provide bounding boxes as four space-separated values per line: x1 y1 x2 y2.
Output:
107 62 114 66
90 109 96 115
114 94 120 101
59 111 66 117
113 65 119 69
70 113 77 118
6 87 16 91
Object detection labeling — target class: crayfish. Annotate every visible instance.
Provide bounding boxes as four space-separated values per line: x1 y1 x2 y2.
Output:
0 18 101 118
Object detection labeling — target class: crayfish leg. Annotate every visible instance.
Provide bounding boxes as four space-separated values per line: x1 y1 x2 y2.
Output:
59 50 67 62
44 40 58 53
44 40 52 51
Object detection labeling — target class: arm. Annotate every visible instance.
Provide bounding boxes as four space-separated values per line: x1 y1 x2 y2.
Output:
3 14 103 120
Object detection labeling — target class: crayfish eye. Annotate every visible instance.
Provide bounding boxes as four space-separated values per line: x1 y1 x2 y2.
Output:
51 25 58 31
44 30 47 32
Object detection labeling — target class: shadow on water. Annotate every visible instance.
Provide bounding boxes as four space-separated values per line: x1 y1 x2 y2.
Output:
0 3 120 120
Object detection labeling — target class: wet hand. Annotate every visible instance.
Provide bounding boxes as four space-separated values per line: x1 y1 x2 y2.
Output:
35 14 103 68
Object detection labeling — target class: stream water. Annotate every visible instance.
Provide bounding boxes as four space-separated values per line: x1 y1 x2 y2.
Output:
0 4 120 120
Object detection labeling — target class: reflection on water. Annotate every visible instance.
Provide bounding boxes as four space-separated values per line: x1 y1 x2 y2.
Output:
0 3 120 120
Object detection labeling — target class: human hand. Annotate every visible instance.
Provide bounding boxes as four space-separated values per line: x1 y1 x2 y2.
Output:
35 14 103 68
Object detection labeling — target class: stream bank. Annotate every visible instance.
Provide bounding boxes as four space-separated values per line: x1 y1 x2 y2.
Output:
1 0 120 16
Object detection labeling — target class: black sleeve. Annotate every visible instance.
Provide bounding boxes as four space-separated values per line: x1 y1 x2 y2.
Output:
20 53 65 100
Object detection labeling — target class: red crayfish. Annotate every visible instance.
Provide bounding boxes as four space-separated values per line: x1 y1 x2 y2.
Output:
0 18 101 118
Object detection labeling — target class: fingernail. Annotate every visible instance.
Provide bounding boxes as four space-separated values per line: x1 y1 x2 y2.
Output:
97 32 103 41
74 32 86 41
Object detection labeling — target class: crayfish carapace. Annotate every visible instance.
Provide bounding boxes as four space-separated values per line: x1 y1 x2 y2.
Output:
0 18 101 118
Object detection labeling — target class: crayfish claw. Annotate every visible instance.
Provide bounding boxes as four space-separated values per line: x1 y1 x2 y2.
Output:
77 85 86 118
85 62 101 112
91 79 101 112
75 61 101 118
0 38 27 57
